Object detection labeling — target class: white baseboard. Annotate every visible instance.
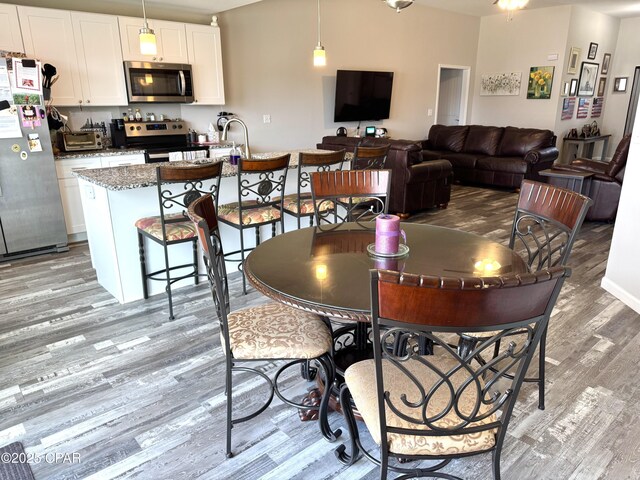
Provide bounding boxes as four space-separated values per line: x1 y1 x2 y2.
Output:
601 276 640 315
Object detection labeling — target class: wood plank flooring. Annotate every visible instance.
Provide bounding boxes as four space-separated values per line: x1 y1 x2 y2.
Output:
1 184 638 479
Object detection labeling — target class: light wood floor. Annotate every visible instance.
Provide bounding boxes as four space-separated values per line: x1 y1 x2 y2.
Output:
1 185 637 480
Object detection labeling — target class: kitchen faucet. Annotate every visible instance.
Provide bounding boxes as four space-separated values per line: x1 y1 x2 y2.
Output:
221 118 251 160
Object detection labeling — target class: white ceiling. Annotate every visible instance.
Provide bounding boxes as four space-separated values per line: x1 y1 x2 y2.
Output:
104 0 640 17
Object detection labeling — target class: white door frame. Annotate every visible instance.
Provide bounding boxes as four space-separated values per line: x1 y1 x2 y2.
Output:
434 64 471 126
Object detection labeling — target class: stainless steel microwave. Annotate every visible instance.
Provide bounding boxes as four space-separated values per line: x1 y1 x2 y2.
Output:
123 61 194 103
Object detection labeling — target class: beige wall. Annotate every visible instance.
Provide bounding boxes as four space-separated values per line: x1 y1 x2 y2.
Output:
554 6 620 161
471 6 572 129
186 0 480 152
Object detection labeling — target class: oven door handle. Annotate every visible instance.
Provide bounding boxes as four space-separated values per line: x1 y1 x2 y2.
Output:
179 71 186 96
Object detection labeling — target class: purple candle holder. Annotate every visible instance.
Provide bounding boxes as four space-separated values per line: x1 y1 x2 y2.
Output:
375 214 406 255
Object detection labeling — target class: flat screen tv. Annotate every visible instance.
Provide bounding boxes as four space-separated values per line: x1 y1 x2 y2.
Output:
334 70 394 123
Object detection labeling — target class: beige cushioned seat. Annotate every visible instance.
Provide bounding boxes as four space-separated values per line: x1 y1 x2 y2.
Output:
280 193 334 214
345 355 497 456
225 302 333 360
217 201 282 226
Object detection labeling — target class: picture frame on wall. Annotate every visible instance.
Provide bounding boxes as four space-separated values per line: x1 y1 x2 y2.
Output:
570 78 578 96
597 77 607 97
613 77 628 93
602 53 611 75
562 81 570 97
567 47 581 74
577 61 599 96
588 42 598 60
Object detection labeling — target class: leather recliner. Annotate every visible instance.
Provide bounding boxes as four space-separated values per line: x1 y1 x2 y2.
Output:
555 133 631 221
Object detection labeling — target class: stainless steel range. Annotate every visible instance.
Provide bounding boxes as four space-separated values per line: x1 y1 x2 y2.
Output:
110 120 208 163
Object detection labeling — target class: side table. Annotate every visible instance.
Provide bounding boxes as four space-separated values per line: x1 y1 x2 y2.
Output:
562 135 611 164
539 169 593 196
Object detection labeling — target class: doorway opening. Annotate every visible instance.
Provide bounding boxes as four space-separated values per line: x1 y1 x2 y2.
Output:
435 65 471 126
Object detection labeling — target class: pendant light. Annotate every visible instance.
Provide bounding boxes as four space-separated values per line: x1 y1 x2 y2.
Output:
383 0 414 13
313 0 326 67
139 0 157 56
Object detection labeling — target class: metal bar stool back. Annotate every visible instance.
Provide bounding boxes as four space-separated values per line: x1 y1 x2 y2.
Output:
135 162 223 320
217 153 291 294
280 150 346 230
352 143 390 170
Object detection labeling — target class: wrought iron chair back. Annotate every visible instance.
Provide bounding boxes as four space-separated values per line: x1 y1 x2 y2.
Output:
336 266 570 479
135 162 223 320
509 180 592 271
187 193 337 457
282 150 346 229
352 143 390 170
311 169 391 224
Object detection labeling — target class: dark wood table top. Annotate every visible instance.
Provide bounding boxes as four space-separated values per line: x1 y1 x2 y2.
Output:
244 222 529 321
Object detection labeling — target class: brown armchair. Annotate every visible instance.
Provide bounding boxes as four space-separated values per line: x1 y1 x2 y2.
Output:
555 134 631 221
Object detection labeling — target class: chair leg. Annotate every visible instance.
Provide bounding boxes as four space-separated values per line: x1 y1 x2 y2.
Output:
162 242 175 321
334 384 361 466
192 238 199 286
137 232 149 300
317 354 341 442
492 448 502 480
239 228 247 295
538 326 548 410
225 357 233 458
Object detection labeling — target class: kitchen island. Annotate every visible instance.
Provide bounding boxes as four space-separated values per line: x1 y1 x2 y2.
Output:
74 151 328 304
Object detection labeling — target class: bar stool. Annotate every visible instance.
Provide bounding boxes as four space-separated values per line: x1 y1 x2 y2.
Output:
135 162 222 320
352 143 390 170
217 154 290 294
279 150 346 230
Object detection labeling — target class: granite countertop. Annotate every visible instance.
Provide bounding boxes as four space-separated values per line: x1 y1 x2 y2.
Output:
73 150 336 191
55 147 147 160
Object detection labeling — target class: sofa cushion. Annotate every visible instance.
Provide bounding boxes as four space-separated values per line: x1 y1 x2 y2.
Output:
498 127 554 157
606 134 631 178
477 156 528 174
428 125 469 153
442 152 482 170
463 126 504 155
421 149 449 162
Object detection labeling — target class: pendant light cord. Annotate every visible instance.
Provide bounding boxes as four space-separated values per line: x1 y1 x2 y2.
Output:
142 0 149 28
317 0 321 47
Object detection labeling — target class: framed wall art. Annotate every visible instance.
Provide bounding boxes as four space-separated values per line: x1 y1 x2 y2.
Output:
597 77 607 97
588 42 598 60
567 47 581 74
561 81 570 97
613 77 628 93
602 53 611 75
569 78 578 96
577 61 599 96
480 72 522 96
527 66 554 99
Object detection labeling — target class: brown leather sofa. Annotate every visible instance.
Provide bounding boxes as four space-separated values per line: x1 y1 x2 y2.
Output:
421 125 559 188
555 134 631 221
317 136 453 215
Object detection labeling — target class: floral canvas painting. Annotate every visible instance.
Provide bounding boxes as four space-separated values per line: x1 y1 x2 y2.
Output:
480 72 522 96
527 66 555 99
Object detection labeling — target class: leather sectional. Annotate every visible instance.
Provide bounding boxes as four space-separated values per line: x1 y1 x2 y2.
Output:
421 125 559 189
317 136 453 216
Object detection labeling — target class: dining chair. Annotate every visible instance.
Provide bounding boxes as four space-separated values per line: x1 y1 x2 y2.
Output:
352 143 390 170
460 179 592 410
310 169 391 224
135 162 222 320
280 150 346 230
336 266 570 480
217 154 290 294
187 194 337 458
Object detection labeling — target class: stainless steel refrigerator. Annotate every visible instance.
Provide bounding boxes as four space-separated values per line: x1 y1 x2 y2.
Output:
0 58 67 261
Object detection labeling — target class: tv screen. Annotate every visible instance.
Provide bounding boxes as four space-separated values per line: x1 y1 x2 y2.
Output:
334 70 394 123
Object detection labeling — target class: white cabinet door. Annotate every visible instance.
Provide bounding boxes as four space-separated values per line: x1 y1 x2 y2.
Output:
18 6 82 106
100 154 145 168
119 16 187 63
186 24 225 105
55 157 102 235
153 20 188 63
72 12 128 106
0 4 24 52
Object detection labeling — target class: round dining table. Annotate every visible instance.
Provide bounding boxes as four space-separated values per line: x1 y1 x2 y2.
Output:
245 221 529 322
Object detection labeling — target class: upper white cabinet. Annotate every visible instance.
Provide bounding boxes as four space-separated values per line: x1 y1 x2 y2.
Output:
72 12 128 106
186 24 225 105
18 6 82 106
119 16 188 63
0 3 23 52
18 7 127 106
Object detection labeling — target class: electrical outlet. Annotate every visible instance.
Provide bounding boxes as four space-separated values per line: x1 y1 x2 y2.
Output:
427 108 433 116
263 114 271 124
